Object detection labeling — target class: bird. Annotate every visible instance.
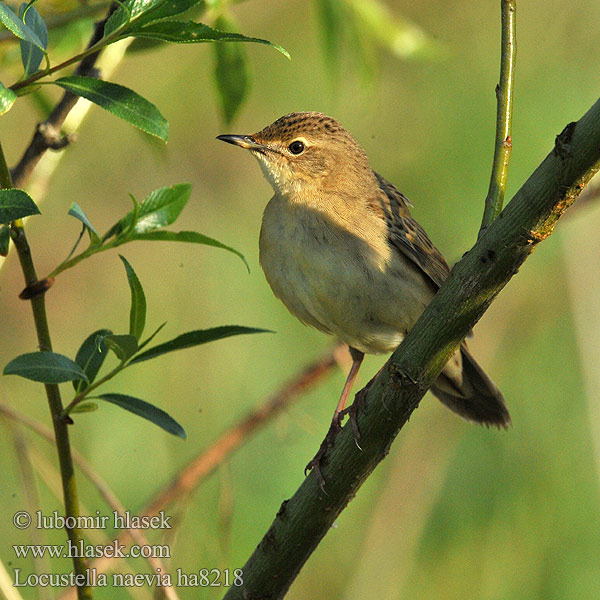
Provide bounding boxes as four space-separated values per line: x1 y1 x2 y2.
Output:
217 112 510 458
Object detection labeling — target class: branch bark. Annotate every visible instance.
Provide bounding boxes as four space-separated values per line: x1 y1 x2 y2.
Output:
222 98 600 599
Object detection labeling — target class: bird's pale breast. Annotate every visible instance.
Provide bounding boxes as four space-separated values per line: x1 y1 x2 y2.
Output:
259 192 435 355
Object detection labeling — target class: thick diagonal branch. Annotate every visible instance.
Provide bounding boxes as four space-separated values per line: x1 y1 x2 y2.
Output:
222 98 600 600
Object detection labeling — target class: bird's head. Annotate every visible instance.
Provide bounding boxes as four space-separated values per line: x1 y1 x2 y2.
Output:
217 112 373 198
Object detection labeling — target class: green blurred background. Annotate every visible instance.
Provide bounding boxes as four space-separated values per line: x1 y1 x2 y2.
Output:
2 1 600 598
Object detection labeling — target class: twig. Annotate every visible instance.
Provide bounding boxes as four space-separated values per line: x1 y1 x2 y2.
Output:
11 4 118 188
479 0 516 236
1 135 91 598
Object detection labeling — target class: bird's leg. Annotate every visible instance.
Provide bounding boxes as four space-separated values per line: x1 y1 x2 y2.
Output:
332 347 364 424
305 347 364 490
339 361 384 443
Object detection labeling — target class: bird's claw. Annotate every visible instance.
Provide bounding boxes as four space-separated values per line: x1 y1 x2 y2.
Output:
339 387 367 446
305 419 343 492
306 391 369 490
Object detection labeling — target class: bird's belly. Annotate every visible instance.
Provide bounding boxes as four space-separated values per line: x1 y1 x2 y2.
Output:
259 199 435 355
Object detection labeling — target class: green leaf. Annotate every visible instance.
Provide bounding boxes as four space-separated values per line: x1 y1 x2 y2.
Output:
104 334 139 361
104 183 191 240
53 76 168 141
0 224 9 256
213 16 249 124
103 0 157 38
70 402 98 413
4 352 88 384
0 2 45 50
130 0 201 29
126 37 165 53
130 326 270 364
132 20 289 58
138 321 166 350
73 329 112 392
0 81 17 116
0 189 40 224
98 393 186 438
68 202 100 242
104 0 203 38
19 3 48 76
119 255 146 339
315 0 345 79
129 230 249 271
134 183 191 233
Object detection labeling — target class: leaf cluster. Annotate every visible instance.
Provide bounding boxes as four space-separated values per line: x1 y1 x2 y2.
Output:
0 0 289 127
1 181 267 436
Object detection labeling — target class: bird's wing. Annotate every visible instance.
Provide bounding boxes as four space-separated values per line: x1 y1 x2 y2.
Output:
373 172 450 290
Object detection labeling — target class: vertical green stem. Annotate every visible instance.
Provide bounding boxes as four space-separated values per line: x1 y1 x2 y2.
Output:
479 0 516 237
1 141 92 600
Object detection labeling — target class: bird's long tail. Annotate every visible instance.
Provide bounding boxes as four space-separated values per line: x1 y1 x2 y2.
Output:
430 345 510 428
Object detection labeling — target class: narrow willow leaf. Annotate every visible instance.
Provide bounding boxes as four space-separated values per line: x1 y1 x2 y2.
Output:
132 21 289 58
133 183 191 233
70 402 98 413
129 230 249 272
119 255 146 339
0 2 45 49
98 393 186 438
73 329 112 392
0 224 9 256
138 321 166 350
213 15 248 124
130 326 270 364
68 202 100 242
126 37 165 53
4 352 88 384
0 81 17 116
104 0 202 37
0 189 40 224
104 334 138 361
53 76 169 141
131 0 201 29
104 183 191 242
103 0 159 38
102 193 139 241
315 0 345 78
19 3 48 76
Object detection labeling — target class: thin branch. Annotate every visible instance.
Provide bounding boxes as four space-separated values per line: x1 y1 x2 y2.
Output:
1 140 91 598
479 0 516 236
221 99 600 600
11 4 117 188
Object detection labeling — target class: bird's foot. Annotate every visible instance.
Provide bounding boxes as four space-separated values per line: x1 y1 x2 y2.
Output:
305 389 369 490
305 415 344 492
339 387 368 449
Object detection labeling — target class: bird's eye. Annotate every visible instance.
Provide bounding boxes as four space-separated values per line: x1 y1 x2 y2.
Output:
288 140 305 155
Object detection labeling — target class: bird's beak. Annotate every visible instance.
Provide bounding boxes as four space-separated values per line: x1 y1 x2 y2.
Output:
216 134 266 151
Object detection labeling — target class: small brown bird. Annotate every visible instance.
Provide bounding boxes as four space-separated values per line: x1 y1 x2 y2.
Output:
218 112 510 436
